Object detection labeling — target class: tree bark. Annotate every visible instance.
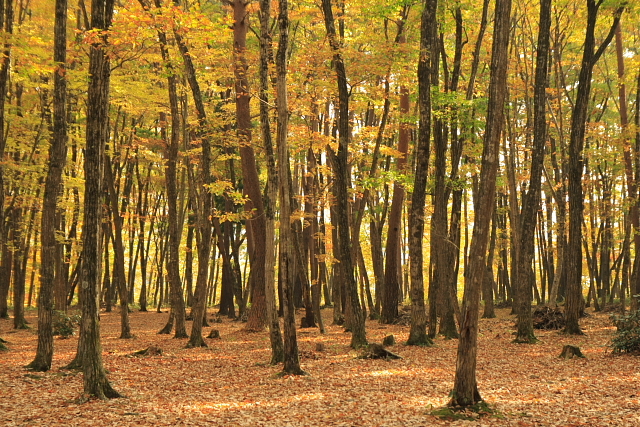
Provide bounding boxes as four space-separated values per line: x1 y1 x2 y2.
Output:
321 0 367 349
0 0 14 321
449 0 512 407
565 2 622 334
406 0 437 347
79 0 121 400
381 10 410 325
615 19 640 312
104 156 132 339
258 0 284 364
514 0 551 344
26 0 68 370
231 0 268 333
276 0 305 375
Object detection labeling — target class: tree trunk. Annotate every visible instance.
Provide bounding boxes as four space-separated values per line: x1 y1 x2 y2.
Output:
276 0 305 375
104 157 132 339
565 1 622 334
29 0 69 356
381 83 409 324
513 0 551 344
321 0 367 349
0 0 14 321
380 12 410 324
231 0 268 333
615 19 640 313
406 0 437 347
79 0 121 400
449 0 512 407
258 0 284 364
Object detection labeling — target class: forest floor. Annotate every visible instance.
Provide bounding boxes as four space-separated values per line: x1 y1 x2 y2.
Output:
1 305 639 426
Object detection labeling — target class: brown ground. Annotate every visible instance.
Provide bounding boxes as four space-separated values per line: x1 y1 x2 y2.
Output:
1 306 639 426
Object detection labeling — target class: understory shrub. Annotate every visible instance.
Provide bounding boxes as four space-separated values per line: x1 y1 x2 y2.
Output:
610 310 640 354
53 311 81 338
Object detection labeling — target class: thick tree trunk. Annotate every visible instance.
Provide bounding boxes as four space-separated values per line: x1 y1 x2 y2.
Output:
79 0 121 400
450 0 512 407
231 0 268 332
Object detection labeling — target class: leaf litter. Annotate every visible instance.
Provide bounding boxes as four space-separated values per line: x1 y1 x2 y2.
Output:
1 307 639 426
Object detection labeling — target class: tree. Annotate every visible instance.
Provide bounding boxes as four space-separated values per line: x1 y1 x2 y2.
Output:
513 0 552 344
25 0 69 371
449 0 512 407
78 0 121 400
231 0 269 333
276 0 305 376
381 6 410 326
258 0 284 365
321 0 367 349
565 1 623 335
406 0 436 347
0 0 15 321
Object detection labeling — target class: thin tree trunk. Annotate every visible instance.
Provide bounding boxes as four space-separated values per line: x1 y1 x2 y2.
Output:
381 10 410 325
258 0 284 364
277 0 305 375
27 0 68 371
321 0 367 348
565 2 622 334
406 0 436 347
104 157 132 339
514 0 551 344
615 19 639 312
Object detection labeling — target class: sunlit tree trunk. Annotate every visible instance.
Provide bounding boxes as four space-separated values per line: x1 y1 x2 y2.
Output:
230 0 268 332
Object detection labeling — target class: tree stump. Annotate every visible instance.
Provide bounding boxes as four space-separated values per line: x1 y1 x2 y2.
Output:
359 343 402 360
559 345 585 359
382 335 396 346
207 329 221 339
133 345 163 357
